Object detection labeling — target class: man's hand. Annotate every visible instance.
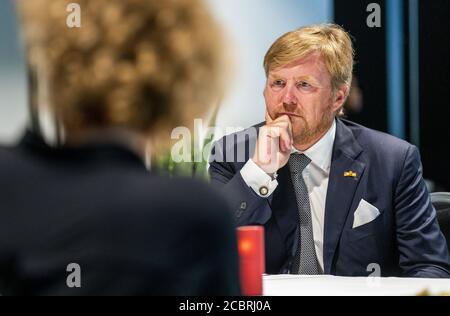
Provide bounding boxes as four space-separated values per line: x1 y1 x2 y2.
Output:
252 113 293 176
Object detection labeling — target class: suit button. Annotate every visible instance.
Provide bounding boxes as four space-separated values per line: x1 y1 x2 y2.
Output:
236 202 247 218
259 186 269 196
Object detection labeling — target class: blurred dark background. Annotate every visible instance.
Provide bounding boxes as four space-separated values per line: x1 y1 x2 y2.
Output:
336 0 450 191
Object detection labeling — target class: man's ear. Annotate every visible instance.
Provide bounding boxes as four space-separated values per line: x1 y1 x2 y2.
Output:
332 84 349 112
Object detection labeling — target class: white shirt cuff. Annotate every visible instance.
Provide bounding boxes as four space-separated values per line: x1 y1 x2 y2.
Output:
240 159 278 198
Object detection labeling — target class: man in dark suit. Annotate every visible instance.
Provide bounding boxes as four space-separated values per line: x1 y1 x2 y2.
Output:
209 24 450 277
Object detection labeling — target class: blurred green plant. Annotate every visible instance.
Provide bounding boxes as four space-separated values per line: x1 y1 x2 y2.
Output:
152 103 221 180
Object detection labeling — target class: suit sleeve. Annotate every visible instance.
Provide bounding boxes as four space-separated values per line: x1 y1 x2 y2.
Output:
208 139 273 227
394 145 450 278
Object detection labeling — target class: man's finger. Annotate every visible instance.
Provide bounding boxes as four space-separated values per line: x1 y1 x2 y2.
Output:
265 111 274 125
267 126 291 153
274 115 293 141
277 128 292 153
270 122 293 146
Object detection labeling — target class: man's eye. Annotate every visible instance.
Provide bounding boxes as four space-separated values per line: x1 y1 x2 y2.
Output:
297 81 312 89
273 80 285 87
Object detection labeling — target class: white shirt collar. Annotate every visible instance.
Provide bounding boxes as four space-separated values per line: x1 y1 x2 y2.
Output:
291 119 336 174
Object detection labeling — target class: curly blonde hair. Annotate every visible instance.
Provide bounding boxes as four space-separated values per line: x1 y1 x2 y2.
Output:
17 0 224 138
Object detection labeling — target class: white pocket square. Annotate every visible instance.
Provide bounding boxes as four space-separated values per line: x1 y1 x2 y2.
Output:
352 199 380 228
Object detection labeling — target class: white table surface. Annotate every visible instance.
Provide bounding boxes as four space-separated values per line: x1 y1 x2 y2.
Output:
263 275 450 296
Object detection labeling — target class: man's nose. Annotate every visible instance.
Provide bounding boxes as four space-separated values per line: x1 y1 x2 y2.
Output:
281 84 297 106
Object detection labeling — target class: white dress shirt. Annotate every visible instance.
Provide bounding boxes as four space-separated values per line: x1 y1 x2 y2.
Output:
240 119 337 271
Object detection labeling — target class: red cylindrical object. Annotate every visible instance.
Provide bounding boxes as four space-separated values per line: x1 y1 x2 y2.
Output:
237 226 265 296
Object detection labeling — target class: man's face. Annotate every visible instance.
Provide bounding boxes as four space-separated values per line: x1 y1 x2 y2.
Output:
264 52 345 148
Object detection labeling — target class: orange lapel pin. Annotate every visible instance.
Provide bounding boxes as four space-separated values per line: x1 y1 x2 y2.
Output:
344 171 357 178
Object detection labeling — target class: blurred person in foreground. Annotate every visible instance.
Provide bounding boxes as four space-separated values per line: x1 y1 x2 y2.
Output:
209 24 450 277
0 0 240 295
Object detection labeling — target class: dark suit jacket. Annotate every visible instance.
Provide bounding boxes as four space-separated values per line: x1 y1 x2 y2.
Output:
0 131 240 295
209 118 450 277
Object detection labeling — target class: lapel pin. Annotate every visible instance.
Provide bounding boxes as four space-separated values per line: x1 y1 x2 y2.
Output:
344 171 357 178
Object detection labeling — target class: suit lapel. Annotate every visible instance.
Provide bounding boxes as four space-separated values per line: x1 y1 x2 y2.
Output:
323 119 366 274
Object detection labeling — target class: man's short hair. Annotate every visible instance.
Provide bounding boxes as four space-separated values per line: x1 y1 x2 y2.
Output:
264 24 354 96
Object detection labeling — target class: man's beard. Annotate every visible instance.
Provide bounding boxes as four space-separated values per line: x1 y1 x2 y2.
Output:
291 105 335 147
